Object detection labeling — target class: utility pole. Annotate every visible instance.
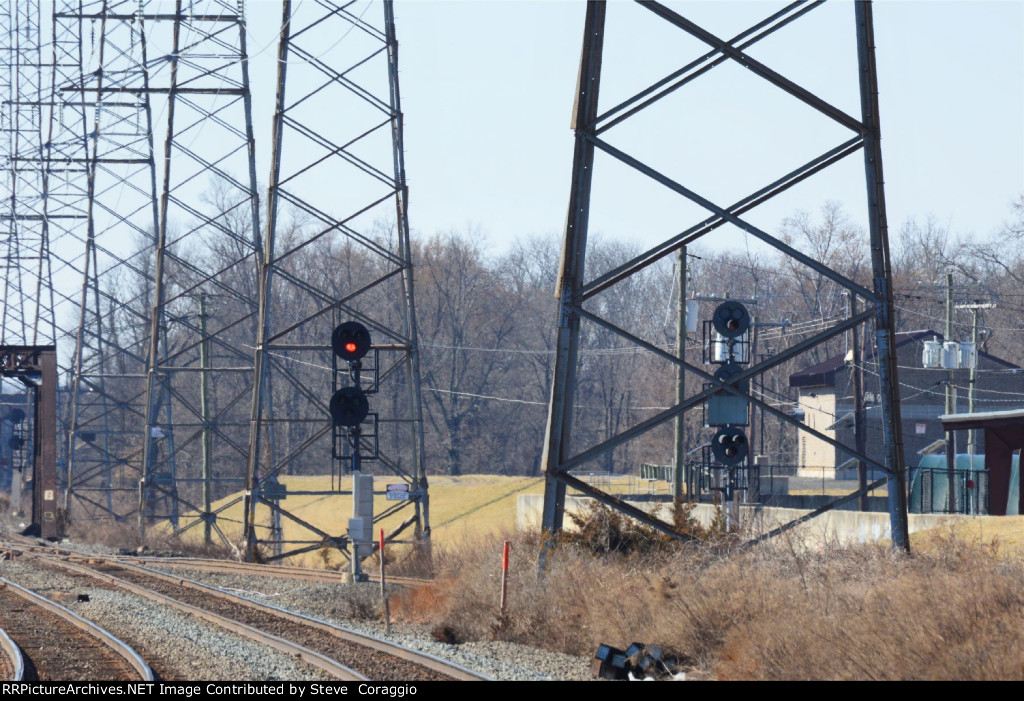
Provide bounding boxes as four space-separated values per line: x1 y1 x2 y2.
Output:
673 246 686 502
846 293 867 510
244 0 430 564
945 273 956 419
955 302 996 456
858 0 910 550
750 314 759 485
199 294 212 545
945 272 956 514
540 0 909 557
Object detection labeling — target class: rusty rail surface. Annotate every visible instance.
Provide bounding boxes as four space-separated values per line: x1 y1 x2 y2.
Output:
121 555 434 588
0 575 153 681
8 545 487 681
0 623 24 681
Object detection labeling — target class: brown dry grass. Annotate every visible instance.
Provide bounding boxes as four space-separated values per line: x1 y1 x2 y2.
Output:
393 518 1024 680
66 517 237 560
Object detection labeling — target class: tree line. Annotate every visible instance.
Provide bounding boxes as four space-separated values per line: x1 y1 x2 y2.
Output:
63 195 1024 502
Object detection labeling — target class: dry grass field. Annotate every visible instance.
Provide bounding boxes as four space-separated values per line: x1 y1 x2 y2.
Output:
911 514 1024 552
173 474 544 566
166 473 1024 563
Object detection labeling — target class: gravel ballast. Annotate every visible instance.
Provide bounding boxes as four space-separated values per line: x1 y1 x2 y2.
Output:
154 569 593 681
0 559 333 681
1 527 594 681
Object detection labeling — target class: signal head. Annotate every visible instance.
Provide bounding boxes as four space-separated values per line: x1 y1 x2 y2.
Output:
711 426 748 466
713 361 748 389
332 321 371 362
330 386 369 428
712 301 751 339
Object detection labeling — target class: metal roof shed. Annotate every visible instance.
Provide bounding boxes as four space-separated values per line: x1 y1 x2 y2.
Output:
939 409 1024 515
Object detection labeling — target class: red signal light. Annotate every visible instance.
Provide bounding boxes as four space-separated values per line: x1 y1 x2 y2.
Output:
332 321 371 361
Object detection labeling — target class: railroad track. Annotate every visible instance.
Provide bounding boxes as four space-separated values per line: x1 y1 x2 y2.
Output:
4 543 487 681
4 535 433 587
120 555 434 588
0 617 22 681
0 575 153 681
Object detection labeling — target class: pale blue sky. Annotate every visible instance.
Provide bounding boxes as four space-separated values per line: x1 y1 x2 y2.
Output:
99 0 1024 258
291 0 1021 256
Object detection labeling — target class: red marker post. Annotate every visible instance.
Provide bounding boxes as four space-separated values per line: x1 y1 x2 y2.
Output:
499 540 511 625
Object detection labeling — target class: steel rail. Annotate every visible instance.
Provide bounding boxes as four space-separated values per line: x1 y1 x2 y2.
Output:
113 560 484 681
0 622 24 681
120 555 434 588
0 575 153 681
12 550 366 681
103 559 485 681
14 546 485 681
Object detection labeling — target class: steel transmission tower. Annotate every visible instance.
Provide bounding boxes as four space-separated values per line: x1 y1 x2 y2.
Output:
540 0 910 556
0 0 68 536
139 0 262 540
58 1 164 524
0 0 56 349
243 0 429 564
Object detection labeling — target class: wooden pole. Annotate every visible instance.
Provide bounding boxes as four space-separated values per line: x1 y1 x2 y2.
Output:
380 528 390 634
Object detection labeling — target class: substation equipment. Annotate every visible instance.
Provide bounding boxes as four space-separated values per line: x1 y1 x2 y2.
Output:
540 0 910 560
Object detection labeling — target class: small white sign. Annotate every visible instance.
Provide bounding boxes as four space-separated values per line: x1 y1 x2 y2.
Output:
44 490 54 501
386 483 409 492
915 423 927 435
386 491 410 501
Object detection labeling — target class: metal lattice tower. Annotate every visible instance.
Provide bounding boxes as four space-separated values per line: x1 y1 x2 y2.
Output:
0 0 67 533
139 0 262 541
0 0 55 349
58 1 164 524
242 0 429 564
540 0 909 558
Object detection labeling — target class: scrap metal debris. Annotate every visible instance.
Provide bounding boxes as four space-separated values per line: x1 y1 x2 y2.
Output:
592 641 687 680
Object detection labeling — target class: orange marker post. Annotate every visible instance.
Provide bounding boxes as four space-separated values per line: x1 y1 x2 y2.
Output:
499 540 511 624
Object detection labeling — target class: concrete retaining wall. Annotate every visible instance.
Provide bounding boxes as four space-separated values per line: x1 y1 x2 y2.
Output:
517 494 973 547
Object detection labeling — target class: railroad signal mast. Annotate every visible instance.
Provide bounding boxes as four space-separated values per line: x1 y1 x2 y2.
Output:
705 301 753 527
331 321 374 582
